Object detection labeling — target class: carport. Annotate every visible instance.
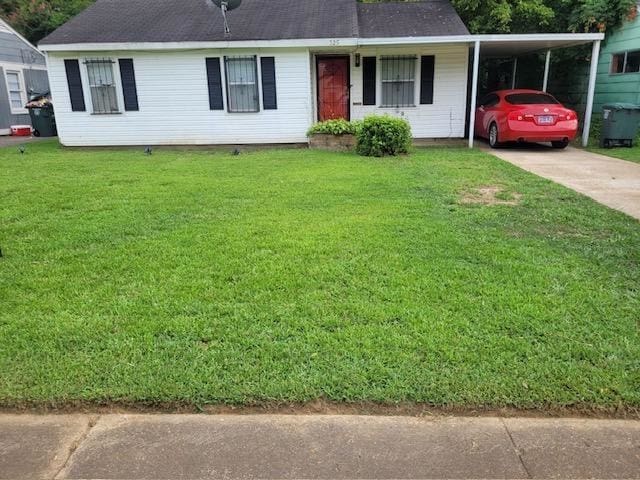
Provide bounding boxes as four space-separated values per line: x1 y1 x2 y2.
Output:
467 33 605 148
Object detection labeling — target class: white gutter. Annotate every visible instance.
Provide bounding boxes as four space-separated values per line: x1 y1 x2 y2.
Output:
39 33 605 52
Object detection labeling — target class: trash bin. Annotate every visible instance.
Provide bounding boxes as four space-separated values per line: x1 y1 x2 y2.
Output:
26 95 57 137
600 103 640 148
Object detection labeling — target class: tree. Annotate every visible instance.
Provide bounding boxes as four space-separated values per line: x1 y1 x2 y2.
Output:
362 0 636 35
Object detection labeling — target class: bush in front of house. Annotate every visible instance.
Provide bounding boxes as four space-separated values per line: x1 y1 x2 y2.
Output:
307 119 358 136
355 115 412 157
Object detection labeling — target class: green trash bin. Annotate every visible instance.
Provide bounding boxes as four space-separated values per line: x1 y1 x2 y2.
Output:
26 95 57 137
600 103 640 148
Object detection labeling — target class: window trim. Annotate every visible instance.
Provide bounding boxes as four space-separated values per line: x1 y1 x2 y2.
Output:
82 58 125 115
224 55 261 114
379 55 418 109
4 69 28 115
610 50 640 75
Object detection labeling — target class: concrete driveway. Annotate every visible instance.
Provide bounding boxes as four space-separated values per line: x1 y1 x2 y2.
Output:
483 144 640 221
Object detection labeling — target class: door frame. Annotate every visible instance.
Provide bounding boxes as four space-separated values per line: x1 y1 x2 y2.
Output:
315 55 351 121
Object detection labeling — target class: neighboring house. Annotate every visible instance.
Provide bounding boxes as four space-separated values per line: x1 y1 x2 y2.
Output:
593 7 640 113
0 18 49 135
38 0 471 146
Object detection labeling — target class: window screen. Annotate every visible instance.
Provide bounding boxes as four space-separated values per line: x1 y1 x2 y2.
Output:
225 56 259 113
381 56 416 107
505 93 559 105
85 59 119 114
6 71 24 110
611 53 625 73
625 50 640 73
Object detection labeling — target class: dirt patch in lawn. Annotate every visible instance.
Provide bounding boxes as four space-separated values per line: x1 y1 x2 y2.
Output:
460 186 522 206
2 399 638 419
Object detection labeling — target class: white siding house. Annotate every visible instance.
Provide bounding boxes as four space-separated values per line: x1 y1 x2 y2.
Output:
47 49 313 145
45 44 469 146
38 0 473 146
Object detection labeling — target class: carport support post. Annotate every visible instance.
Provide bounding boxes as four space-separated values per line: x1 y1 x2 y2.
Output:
511 58 518 89
582 40 601 147
468 40 481 149
542 50 551 92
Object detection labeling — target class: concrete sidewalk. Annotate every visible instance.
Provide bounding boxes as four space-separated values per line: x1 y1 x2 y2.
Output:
482 144 640 221
1 414 639 479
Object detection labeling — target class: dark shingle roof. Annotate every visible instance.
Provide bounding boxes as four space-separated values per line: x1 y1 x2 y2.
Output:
357 0 469 37
39 0 468 46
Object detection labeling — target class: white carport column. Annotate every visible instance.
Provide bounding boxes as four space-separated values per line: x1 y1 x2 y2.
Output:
511 58 518 89
468 40 481 149
542 50 551 92
582 40 601 147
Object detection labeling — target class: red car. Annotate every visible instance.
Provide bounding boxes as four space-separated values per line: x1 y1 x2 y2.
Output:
475 89 579 149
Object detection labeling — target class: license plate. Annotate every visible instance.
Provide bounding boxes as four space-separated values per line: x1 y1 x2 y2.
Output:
537 115 554 124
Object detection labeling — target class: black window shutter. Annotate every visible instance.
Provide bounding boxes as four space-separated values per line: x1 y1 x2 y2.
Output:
420 56 435 105
362 57 376 106
260 57 277 110
64 59 85 112
206 57 224 110
118 59 139 111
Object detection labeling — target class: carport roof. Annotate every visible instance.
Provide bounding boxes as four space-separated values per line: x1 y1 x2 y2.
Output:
470 33 605 56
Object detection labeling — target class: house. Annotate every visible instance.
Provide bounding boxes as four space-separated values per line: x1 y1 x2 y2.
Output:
38 0 604 148
593 6 640 113
38 0 472 146
0 18 49 136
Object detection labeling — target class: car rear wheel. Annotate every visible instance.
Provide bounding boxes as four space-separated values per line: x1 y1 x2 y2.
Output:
488 123 500 148
551 139 569 149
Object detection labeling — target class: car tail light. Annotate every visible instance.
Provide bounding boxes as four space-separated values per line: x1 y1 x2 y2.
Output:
508 112 534 121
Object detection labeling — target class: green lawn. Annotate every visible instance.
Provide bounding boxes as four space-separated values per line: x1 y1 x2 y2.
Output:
585 129 640 163
588 144 640 163
1 141 638 409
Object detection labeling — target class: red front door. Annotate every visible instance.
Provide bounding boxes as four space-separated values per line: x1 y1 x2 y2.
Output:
317 56 350 121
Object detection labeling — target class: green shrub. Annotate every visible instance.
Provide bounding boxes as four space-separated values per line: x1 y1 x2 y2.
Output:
307 119 357 136
355 115 412 157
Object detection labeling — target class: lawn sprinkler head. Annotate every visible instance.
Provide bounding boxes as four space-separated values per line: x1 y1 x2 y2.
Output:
144 147 153 156
18 145 25 155
232 148 241 156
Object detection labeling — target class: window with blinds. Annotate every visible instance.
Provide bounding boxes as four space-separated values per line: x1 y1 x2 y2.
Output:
225 55 259 113
85 59 119 114
381 56 416 108
5 71 25 112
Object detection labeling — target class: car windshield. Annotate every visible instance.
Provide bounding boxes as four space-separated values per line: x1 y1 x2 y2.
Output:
505 93 559 105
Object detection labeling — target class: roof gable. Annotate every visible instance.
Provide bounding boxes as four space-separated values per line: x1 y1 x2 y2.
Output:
39 0 468 46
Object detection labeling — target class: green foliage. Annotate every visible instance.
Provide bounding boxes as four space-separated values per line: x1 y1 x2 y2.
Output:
450 0 636 34
307 119 358 137
356 115 412 157
361 0 636 34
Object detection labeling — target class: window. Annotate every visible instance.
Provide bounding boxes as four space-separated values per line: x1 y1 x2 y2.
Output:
5 70 26 113
225 55 259 113
611 50 640 74
381 56 416 108
479 93 500 108
505 93 559 105
85 59 119 114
